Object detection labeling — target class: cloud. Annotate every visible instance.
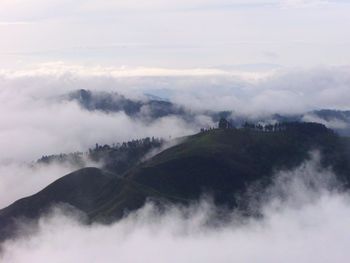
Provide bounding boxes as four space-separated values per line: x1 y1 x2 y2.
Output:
0 100 203 209
302 114 348 129
2 155 350 262
1 64 350 162
0 159 99 209
0 61 264 78
0 0 337 17
0 66 214 207
0 22 33 26
281 0 329 8
0 66 216 162
0 98 200 161
167 66 350 116
0 64 349 209
0 0 348 68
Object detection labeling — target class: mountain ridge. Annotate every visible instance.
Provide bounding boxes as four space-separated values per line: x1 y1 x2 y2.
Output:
1 122 350 242
65 89 350 135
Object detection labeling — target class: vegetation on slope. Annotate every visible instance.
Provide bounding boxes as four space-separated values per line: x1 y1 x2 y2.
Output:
1 122 350 241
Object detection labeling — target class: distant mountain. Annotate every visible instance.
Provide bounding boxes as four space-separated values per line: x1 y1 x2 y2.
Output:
67 89 186 119
302 110 350 136
65 89 350 135
313 109 350 121
144 93 170 102
1 122 350 242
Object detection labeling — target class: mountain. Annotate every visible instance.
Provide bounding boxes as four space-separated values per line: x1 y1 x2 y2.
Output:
1 122 350 242
302 110 350 135
67 89 186 119
65 89 350 135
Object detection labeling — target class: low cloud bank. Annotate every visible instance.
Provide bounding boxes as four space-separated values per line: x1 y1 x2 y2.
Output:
169 66 350 116
0 64 349 232
302 113 349 130
1 64 350 161
0 96 204 162
2 154 350 263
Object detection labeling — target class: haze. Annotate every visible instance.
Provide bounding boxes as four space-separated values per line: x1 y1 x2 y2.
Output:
1 1 350 262
0 0 349 68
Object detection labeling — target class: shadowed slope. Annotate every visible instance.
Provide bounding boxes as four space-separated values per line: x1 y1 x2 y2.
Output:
91 123 350 219
0 168 112 240
1 123 349 241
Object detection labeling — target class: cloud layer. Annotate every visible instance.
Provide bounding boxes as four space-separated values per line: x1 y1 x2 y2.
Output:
2 156 350 263
0 0 349 67
0 64 349 209
0 160 97 209
1 64 350 161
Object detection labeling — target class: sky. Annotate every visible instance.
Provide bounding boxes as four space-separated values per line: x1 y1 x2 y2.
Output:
0 0 349 69
0 0 349 198
1 1 350 261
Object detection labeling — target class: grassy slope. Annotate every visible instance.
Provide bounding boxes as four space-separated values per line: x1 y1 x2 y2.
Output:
91 125 349 219
1 124 349 238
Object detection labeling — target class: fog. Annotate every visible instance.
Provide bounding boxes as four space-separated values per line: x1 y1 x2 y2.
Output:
2 65 350 124
1 155 350 263
1 100 201 161
168 66 350 116
1 65 349 209
1 0 349 68
0 84 204 162
1 0 349 260
302 113 348 130
0 158 101 209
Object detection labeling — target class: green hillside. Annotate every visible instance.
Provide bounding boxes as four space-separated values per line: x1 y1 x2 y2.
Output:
1 122 349 241
92 123 349 219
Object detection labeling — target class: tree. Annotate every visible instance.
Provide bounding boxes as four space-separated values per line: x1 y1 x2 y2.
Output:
218 118 231 129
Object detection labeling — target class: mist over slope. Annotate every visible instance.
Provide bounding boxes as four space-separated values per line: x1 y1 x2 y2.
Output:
65 88 350 136
2 155 350 263
1 66 350 262
1 65 350 162
0 160 98 209
1 0 350 258
1 122 350 244
67 89 186 119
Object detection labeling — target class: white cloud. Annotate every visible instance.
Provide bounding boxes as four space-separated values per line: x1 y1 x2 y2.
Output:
0 22 33 26
0 160 98 209
0 64 349 210
281 0 329 8
0 98 199 161
2 156 350 263
302 114 348 129
0 62 234 78
0 64 349 161
0 0 349 67
0 63 224 162
165 66 350 116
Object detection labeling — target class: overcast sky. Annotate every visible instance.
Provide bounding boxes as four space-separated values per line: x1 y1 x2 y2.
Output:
0 0 349 163
0 0 349 69
2 3 350 261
